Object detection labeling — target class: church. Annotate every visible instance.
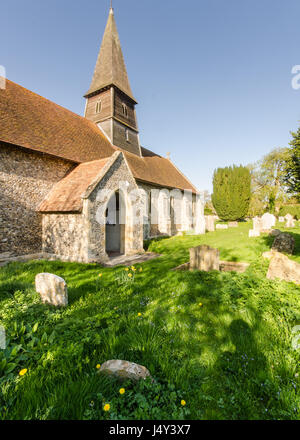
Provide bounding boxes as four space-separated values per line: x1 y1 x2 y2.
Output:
0 7 205 264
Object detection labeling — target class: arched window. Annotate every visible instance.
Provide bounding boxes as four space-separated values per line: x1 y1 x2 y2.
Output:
95 100 102 114
122 103 128 117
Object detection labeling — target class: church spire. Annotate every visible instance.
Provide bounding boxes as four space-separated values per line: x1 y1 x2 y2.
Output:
84 6 136 102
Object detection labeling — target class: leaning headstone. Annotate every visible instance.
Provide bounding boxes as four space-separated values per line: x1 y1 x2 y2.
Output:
99 360 151 381
189 245 219 271
267 253 300 284
261 213 276 231
279 217 285 223
228 221 238 228
35 273 68 307
285 214 295 228
205 216 215 232
272 232 295 254
216 224 228 230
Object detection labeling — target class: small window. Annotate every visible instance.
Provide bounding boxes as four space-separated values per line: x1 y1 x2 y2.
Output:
95 100 102 114
125 128 130 142
122 103 128 117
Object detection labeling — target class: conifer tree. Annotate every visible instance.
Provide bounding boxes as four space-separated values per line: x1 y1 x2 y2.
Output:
212 165 251 221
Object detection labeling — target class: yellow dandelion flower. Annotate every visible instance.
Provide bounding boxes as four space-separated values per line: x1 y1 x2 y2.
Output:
103 403 110 412
125 267 129 271
139 268 143 272
96 364 101 369
98 273 103 277
181 400 186 406
19 369 28 377
199 303 203 307
138 313 142 317
131 266 136 271
128 273 133 278
119 388 125 395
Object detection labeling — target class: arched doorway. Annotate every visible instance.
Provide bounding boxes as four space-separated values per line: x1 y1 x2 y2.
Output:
105 191 125 256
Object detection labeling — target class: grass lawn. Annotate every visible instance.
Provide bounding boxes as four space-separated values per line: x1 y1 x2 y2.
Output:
0 221 300 420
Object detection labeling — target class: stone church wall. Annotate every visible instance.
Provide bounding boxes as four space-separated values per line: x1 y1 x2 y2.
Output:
41 152 144 264
42 213 88 262
0 143 75 256
87 153 144 262
137 183 192 239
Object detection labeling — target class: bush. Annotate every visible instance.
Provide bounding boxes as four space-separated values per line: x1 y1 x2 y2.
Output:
212 165 251 221
278 204 300 219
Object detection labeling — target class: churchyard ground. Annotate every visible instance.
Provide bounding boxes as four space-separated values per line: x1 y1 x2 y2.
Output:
0 221 300 420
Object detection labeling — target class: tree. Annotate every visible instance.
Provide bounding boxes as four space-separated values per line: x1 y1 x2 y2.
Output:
284 126 300 200
248 148 289 214
212 165 251 221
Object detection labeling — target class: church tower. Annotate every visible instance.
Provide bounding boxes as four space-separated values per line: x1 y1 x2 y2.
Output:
84 7 141 157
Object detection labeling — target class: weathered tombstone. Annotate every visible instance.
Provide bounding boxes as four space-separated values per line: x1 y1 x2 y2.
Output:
285 214 295 228
261 213 276 231
253 217 262 232
99 360 151 381
189 245 219 271
216 224 228 230
267 253 300 284
205 216 215 232
272 232 295 254
228 221 238 228
35 273 68 307
279 217 285 223
249 229 260 237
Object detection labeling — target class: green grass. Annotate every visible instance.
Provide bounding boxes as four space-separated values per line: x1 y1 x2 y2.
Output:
0 221 300 420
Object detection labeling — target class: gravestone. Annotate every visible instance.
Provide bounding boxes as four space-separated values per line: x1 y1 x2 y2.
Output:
205 216 215 232
285 214 295 228
261 213 276 231
195 215 206 235
189 245 219 271
228 221 238 228
253 217 262 232
216 224 228 230
35 273 68 307
272 232 295 254
249 229 260 237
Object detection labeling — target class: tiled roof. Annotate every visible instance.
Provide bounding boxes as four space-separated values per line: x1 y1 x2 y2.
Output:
0 79 116 162
123 149 197 193
1 79 198 196
39 158 109 212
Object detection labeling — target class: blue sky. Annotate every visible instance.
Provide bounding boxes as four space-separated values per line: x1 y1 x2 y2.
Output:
1 0 300 192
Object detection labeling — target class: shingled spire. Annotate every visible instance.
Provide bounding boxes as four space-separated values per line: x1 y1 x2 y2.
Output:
85 7 136 102
84 7 141 157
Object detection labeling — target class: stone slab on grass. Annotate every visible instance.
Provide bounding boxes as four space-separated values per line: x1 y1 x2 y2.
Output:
216 224 228 230
266 253 300 284
99 360 151 381
249 229 260 237
35 273 68 307
219 261 250 273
